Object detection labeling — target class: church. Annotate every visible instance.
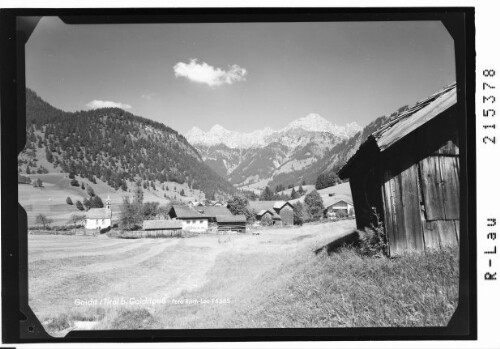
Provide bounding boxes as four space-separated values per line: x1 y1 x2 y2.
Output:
85 195 112 230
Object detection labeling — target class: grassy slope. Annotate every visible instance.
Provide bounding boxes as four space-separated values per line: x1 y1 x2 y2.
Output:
148 246 458 329
19 172 205 225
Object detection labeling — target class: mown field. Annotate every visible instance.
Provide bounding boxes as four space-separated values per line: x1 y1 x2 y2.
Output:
28 220 459 336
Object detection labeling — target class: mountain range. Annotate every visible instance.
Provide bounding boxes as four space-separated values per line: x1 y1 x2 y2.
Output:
186 114 361 149
19 88 388 199
18 89 236 200
185 114 363 192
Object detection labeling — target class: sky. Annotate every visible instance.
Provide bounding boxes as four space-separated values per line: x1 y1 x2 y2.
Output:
26 17 455 133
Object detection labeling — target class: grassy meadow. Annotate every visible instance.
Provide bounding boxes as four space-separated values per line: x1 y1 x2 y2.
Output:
28 220 459 336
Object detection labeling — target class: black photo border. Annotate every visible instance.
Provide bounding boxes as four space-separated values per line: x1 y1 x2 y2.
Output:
1 7 476 343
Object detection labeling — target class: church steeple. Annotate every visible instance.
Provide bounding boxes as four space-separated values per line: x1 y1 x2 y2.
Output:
106 192 111 211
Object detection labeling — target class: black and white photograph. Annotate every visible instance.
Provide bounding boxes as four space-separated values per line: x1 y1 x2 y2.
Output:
0 7 481 346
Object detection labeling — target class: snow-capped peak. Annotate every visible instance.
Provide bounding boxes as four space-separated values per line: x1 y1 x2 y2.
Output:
282 113 336 133
185 113 361 148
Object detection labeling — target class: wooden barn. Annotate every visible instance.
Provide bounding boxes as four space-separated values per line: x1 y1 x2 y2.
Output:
142 220 183 237
338 83 460 256
215 215 247 233
273 201 294 225
255 209 280 225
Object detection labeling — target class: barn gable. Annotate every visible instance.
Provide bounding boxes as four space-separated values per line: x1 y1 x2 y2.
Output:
339 82 460 256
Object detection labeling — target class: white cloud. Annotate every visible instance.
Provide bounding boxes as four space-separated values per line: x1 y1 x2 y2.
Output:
173 59 247 87
141 92 156 101
85 100 132 110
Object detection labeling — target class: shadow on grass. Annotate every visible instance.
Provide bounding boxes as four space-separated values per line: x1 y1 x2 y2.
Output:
314 230 360 255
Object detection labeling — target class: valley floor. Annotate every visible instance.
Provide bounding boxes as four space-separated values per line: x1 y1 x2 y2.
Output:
28 219 459 336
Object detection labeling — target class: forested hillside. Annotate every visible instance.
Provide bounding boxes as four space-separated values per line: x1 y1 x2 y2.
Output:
18 89 236 199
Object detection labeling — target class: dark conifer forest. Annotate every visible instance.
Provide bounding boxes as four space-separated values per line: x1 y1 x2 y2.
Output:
19 88 236 198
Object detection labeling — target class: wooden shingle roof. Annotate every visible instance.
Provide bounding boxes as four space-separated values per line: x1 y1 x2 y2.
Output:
372 82 457 151
339 82 457 179
170 205 206 219
215 215 247 223
143 220 183 230
197 206 232 217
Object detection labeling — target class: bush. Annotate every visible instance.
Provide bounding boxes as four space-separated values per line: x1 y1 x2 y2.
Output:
66 197 73 205
304 190 324 221
67 214 86 225
35 214 53 230
357 224 388 257
70 178 79 186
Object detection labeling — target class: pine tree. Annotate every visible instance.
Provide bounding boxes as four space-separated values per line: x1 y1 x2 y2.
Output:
86 185 95 197
83 198 91 210
45 147 53 163
91 195 104 208
81 182 85 190
75 200 84 211
180 189 185 196
66 197 73 205
261 186 274 201
134 181 144 205
298 184 304 195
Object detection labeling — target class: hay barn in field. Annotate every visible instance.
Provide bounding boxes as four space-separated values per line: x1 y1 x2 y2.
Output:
215 215 247 233
142 220 183 237
338 83 460 256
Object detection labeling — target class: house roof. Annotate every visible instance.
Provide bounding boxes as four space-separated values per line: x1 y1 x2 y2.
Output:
215 215 247 223
339 82 457 179
86 208 111 219
143 220 183 230
170 205 206 219
322 195 353 208
248 201 277 212
256 209 273 216
196 206 232 217
324 200 352 210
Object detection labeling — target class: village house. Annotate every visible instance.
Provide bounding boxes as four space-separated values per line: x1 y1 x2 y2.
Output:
338 82 459 256
273 201 294 225
85 195 112 230
195 206 233 223
323 197 354 219
168 205 209 233
249 201 294 226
